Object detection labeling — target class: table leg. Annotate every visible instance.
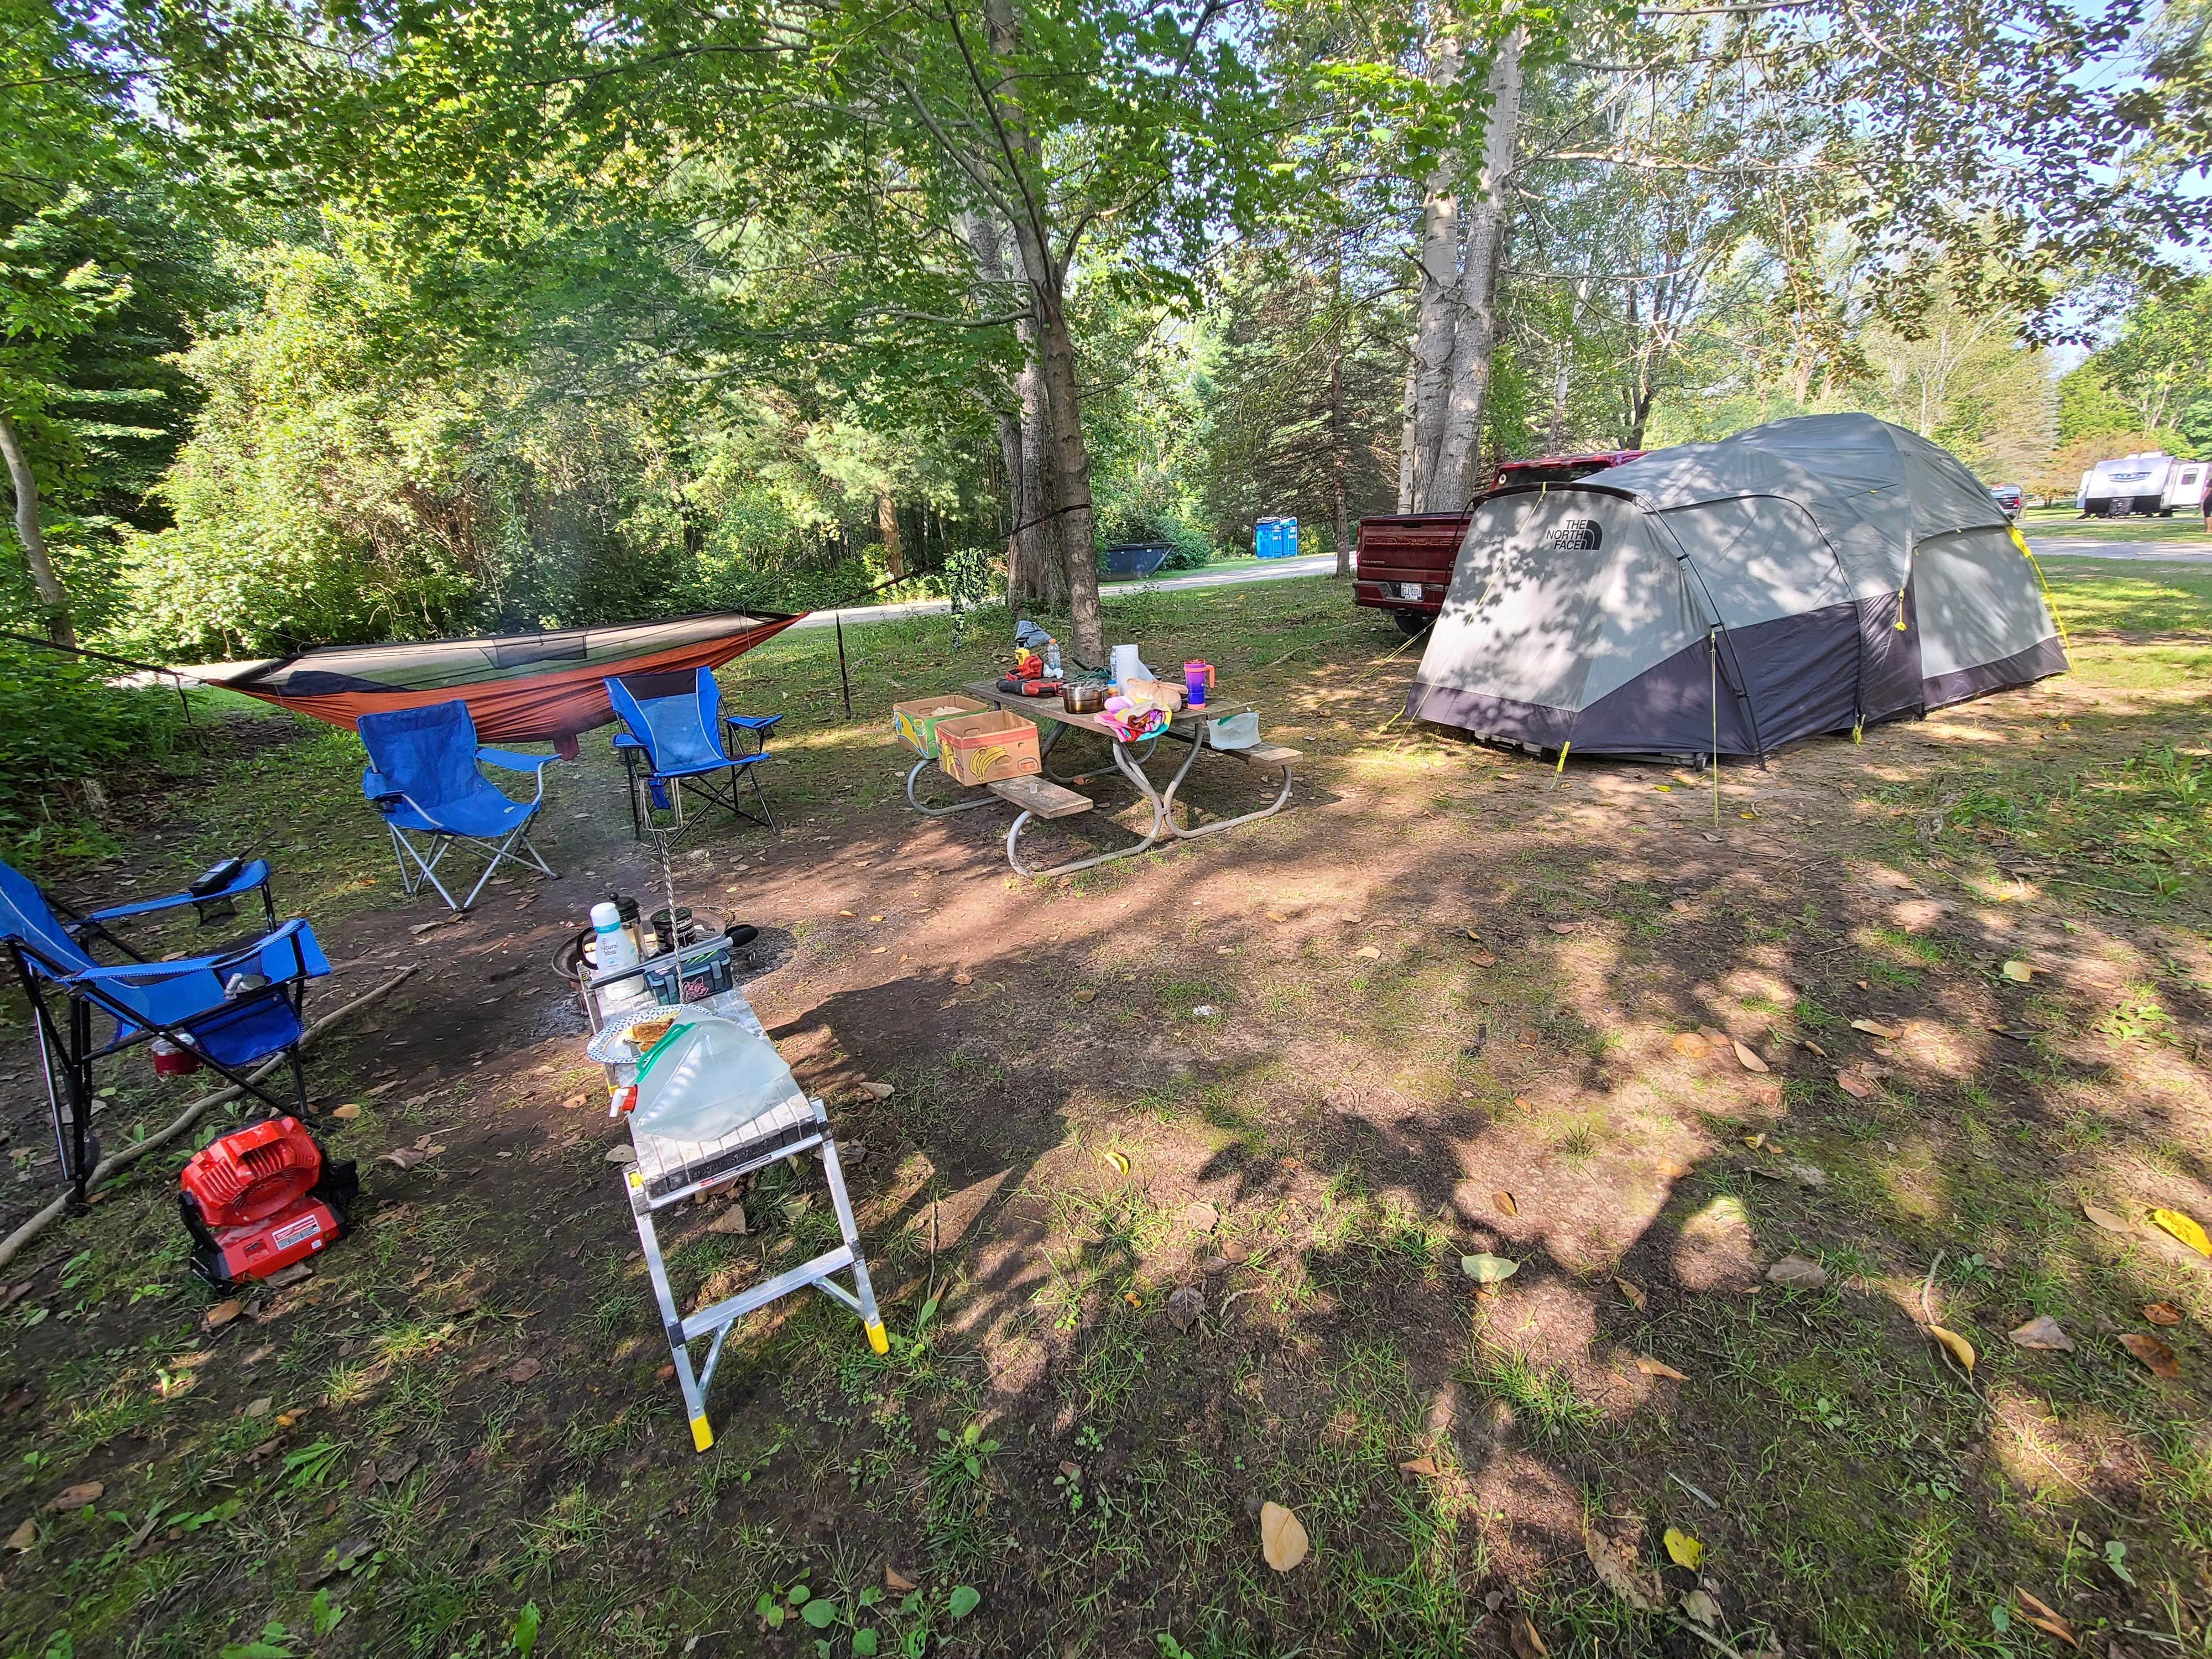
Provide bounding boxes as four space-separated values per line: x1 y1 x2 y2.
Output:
904 755 996 817
1159 733 1295 839
1003 737 1171 878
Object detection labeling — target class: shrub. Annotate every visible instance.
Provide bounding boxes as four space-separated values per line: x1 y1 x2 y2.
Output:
0 641 185 864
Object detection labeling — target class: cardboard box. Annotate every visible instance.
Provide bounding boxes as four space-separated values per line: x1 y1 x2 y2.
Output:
936 709 1042 786
893 693 990 758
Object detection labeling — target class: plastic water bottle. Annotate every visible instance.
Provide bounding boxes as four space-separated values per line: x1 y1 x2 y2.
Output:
591 901 645 1010
1045 637 1061 679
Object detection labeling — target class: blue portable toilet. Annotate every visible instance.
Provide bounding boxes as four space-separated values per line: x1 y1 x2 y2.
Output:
1254 517 1299 559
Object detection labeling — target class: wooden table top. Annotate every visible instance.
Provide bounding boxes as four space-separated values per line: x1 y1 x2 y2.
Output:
961 679 1253 739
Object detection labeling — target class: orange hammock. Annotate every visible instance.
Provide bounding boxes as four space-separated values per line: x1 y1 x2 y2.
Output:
194 611 803 757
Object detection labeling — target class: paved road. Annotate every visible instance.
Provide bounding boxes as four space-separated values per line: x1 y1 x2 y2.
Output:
2022 536 2212 562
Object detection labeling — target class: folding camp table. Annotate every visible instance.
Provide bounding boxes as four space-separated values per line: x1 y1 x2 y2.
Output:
583 985 886 1453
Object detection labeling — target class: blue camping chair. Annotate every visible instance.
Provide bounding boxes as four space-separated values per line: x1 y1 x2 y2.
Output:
0 858 329 1203
357 701 561 911
606 667 778 843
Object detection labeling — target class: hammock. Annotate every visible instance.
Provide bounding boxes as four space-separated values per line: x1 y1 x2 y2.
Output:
193 611 803 756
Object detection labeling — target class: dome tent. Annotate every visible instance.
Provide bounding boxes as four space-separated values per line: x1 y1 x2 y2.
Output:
1404 414 2068 759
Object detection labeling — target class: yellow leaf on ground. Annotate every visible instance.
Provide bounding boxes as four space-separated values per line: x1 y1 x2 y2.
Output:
1671 1032 1711 1060
2001 959 2037 982
1614 1277 1647 1311
1636 1355 1688 1382
1850 1018 1900 1039
1928 1324 1976 1374
1493 1191 1517 1218
2151 1208 2212 1256
1099 1149 1130 1175
204 1300 242 1331
1259 1501 1309 1572
1398 1456 1438 1478
331 1103 361 1120
2120 1332 2181 1378
1663 1527 1704 1569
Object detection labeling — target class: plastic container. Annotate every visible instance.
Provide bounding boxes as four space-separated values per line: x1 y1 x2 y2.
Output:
589 901 649 1014
631 1014 803 1142
644 934 736 1005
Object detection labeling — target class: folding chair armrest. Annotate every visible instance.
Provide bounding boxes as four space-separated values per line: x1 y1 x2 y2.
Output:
68 917 331 997
478 747 559 774
82 859 273 924
363 769 405 807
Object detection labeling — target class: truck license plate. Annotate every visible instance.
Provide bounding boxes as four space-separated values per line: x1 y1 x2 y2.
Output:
1395 582 1425 601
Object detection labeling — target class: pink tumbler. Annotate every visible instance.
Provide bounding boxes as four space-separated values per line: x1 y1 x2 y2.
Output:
1184 661 1214 707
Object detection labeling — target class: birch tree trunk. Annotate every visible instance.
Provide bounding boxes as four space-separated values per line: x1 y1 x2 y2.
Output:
1331 331 1352 578
1397 356 1418 513
1438 24 1525 512
0 411 74 649
1406 32 1464 513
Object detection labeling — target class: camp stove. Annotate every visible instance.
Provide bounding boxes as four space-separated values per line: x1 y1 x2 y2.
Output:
178 1117 358 1288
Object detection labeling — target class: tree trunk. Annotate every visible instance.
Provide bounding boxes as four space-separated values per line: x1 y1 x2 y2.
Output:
876 494 905 578
996 408 1027 598
1406 33 1464 513
1331 334 1352 577
1397 354 1418 513
1017 356 1067 609
0 411 74 649
1016 248 1103 663
1438 24 1525 512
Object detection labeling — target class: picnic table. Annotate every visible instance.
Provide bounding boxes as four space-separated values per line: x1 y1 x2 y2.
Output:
904 680 1301 877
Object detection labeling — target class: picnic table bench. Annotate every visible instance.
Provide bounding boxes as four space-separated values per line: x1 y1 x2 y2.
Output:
904 681 1300 877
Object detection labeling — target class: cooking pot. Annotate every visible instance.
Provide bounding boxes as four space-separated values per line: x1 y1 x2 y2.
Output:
1062 683 1106 714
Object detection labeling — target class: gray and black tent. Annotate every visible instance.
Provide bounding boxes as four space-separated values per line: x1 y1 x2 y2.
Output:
1405 414 2068 758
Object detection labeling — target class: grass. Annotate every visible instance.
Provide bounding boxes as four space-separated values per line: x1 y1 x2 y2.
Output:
3 562 2211 1657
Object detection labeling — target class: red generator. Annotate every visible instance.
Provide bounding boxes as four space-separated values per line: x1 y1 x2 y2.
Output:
179 1117 358 1288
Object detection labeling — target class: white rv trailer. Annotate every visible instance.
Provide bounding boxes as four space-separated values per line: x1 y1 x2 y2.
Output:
2077 451 2206 517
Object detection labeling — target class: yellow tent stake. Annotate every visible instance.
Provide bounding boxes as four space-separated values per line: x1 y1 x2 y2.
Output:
2010 525 2075 669
1554 740 1570 774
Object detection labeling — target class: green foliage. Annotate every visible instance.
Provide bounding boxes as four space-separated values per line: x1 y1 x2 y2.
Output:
0 640 181 859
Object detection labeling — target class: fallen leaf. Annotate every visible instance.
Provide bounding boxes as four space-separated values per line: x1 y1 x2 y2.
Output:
1767 1253 1827 1289
1583 1525 1661 1610
885 1566 917 1593
1546 921 1577 936
377 1451 419 1486
1801 1037 1828 1058
243 1396 273 1418
1354 945 1382 959
604 1145 637 1165
1459 1253 1519 1284
1071 988 1098 1005
379 1147 429 1170
2001 959 2038 983
1399 1457 1438 1478
1671 1032 1712 1060
1928 1324 1976 1375
1663 1527 1704 1569
706 1204 749 1236
2083 1200 2131 1234
1850 1018 1900 1039
1184 1201 1220 1232
1636 1355 1688 1381
2151 1207 2212 1256
1731 1040 1769 1074
408 919 444 936
2009 1315 2076 1352
1614 1277 1647 1311
507 1357 543 1385
951 972 972 986
46 1483 101 1514
204 1300 242 1331
1493 1191 1517 1218
859 1081 895 1100
2119 1332 2180 1378
1259 1501 1309 1572
1681 1588 1723 1627
2015 1588 2077 1647
331 1103 362 1121
4 1517 33 1551
2144 1302 2183 1327
1099 1149 1130 1175
838 909 855 917
1835 1070 1876 1100
1510 1614 1548 1659
1165 1286 1204 1331
1470 949 1498 967
1656 1159 1692 1179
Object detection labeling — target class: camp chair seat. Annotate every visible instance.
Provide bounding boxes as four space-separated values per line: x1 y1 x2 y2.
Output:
0 859 329 1203
358 702 562 911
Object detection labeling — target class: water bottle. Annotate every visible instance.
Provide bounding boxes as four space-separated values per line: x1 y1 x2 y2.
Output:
1045 637 1062 679
591 901 645 1012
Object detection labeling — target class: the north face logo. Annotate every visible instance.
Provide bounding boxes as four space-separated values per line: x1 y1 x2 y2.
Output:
1552 518 1603 551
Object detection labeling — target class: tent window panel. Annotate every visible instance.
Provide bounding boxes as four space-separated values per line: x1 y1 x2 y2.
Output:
1653 497 1852 628
1913 528 2059 678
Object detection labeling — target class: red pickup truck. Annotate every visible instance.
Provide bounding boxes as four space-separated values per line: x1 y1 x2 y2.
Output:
1354 450 1644 634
